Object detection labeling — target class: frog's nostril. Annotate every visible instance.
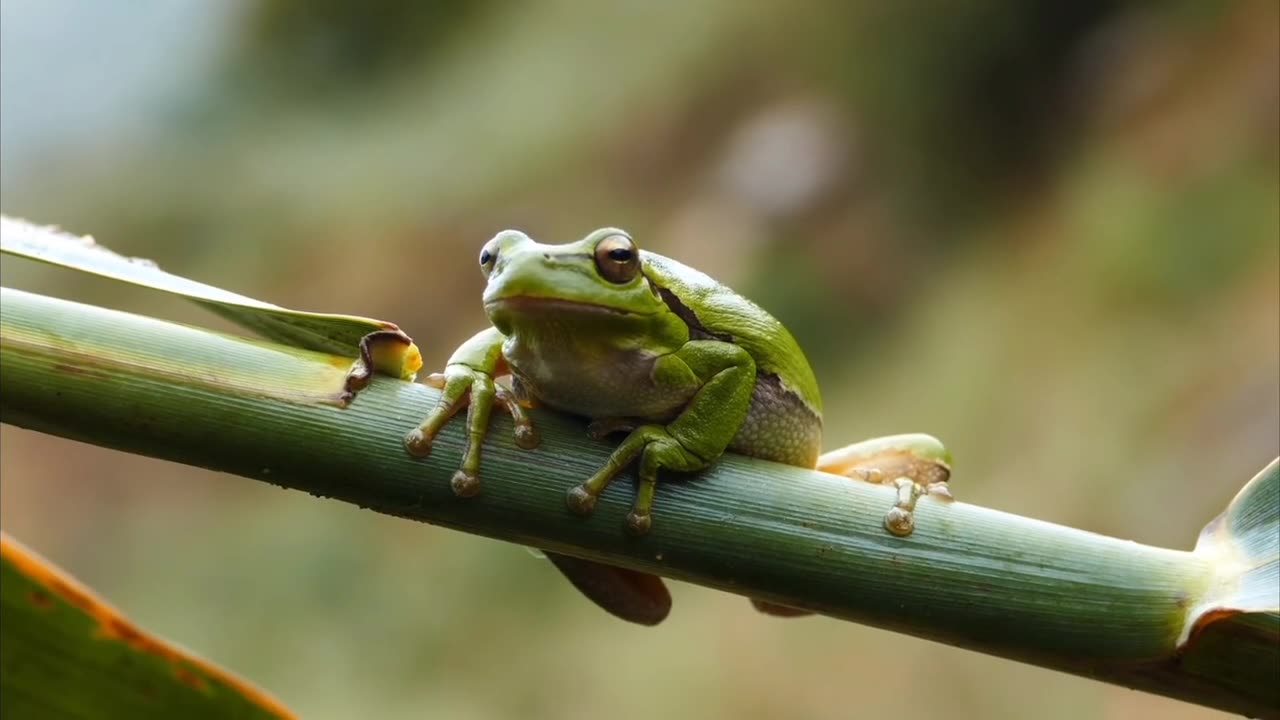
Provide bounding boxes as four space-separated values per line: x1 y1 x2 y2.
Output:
543 253 552 261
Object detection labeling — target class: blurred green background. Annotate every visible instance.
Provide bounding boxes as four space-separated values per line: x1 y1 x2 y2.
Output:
1 1 1277 718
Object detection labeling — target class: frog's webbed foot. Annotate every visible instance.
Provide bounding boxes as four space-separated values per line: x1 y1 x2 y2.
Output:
403 365 539 497
566 424 703 536
817 433 953 537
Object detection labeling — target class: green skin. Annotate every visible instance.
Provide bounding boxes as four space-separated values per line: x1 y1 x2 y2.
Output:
404 228 952 624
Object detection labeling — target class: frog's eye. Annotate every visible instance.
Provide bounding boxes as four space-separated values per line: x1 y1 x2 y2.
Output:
479 240 499 278
594 233 640 284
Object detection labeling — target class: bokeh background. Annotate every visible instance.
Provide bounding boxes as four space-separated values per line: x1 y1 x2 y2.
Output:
2 1 1277 718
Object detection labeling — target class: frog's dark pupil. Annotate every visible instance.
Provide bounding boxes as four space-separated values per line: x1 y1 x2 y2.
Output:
480 250 492 265
609 248 632 262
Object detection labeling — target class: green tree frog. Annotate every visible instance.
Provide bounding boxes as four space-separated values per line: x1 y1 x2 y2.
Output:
404 228 953 624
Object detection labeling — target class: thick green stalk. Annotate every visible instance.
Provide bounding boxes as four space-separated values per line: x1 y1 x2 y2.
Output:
0 287 1275 717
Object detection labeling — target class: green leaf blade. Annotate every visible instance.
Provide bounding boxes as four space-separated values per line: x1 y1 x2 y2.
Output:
0 533 297 720
0 215 421 377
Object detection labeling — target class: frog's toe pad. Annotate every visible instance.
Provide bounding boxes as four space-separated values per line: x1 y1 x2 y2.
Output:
926 481 954 501
624 511 652 536
565 486 597 516
883 507 915 537
450 470 481 498
513 424 540 450
404 429 433 457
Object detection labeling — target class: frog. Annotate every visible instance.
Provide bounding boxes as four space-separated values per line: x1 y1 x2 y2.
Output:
401 228 953 624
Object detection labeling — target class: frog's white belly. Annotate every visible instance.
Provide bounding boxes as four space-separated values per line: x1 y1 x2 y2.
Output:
504 337 692 421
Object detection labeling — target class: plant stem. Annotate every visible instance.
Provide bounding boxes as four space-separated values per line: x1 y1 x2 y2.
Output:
0 287 1274 717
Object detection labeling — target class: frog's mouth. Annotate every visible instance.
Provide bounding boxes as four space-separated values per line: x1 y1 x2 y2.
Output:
485 296 654 318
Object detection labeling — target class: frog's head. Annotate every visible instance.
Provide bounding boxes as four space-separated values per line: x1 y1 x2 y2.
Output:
479 228 668 335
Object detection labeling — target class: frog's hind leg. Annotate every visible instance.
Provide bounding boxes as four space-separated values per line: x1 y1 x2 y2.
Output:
817 433 953 537
748 434 954 619
817 433 951 490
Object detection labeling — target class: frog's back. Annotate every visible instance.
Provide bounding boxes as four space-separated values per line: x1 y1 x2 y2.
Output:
642 252 823 467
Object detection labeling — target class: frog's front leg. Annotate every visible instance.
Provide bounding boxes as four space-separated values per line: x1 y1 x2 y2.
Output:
566 340 756 535
403 327 538 497
816 433 953 537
